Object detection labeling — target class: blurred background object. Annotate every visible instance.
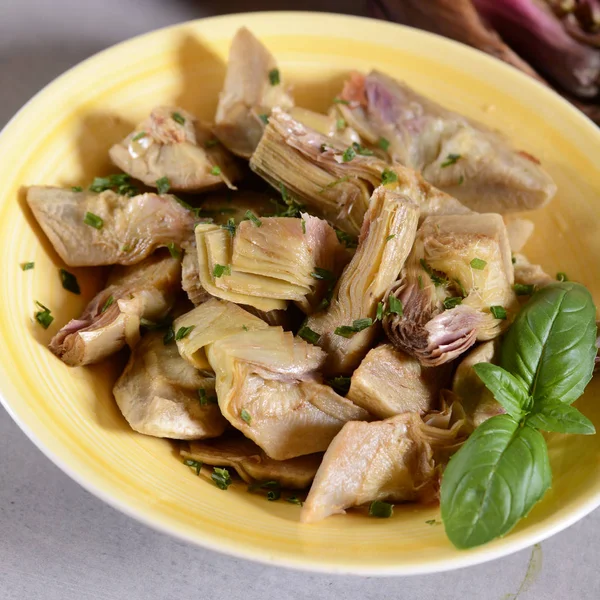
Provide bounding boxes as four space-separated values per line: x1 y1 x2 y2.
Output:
369 0 600 124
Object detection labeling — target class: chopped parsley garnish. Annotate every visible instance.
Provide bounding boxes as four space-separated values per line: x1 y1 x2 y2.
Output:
205 138 219 148
336 118 346 130
183 458 202 475
59 269 80 295
248 480 280 492
132 131 147 141
301 219 306 234
245 210 262 227
101 295 115 313
240 409 252 425
242 325 249 331
441 153 461 168
311 267 335 281
470 257 487 270
342 146 356 162
198 388 218 405
369 501 393 518
381 168 398 185
268 68 280 85
387 295 403 316
89 173 137 196
211 467 232 490
258 113 269 125
376 302 384 321
34 301 53 329
351 142 374 156
167 242 181 259
335 229 358 249
443 296 462 310
221 218 236 236
83 211 104 229
71 186 83 192
328 376 351 396
514 283 535 296
556 272 569 282
286 495 303 506
213 264 231 278
163 327 175 344
298 325 321 345
174 325 195 341
490 305 507 320
271 184 304 218
420 259 448 287
210 165 222 176
334 318 373 338
21 262 34 271
156 176 170 194
333 97 350 105
378 137 390 151
172 112 185 125
385 234 396 243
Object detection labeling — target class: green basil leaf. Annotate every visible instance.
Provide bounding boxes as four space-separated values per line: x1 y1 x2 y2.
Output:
441 415 551 549
526 401 596 435
473 363 530 419
500 282 597 406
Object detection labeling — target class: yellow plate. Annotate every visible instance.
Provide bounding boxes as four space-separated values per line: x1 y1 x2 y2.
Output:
1 12 599 575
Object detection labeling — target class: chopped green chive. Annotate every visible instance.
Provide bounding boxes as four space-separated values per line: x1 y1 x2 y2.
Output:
420 259 448 287
385 234 396 242
298 325 321 345
210 165 222 176
425 519 441 525
328 376 351 396
301 219 306 234
286 495 303 506
242 325 249 331
443 296 462 310
311 267 335 281
441 153 461 168
381 168 398 185
387 295 403 316
213 264 231 278
34 301 54 329
378 137 390 151
240 409 252 425
336 118 346 130
267 489 281 501
418 275 424 289
352 318 373 331
221 218 236 236
258 113 269 125
490 305 507 319
342 146 356 162
89 173 137 196
156 176 170 194
167 242 181 259
369 501 394 518
512 255 517 264
248 480 280 492
470 257 487 270
59 269 80 295
319 175 350 193
268 68 280 85
101 295 114 313
245 210 262 227
163 327 175 344
454 278 467 297
140 317 171 331
83 212 103 229
556 272 569 282
198 388 218 405
172 112 185 125
334 318 373 338
333 97 350 105
71 186 83 192
514 283 535 296
183 458 202 475
351 142 374 156
212 467 232 490
21 262 34 271
132 131 147 141
376 302 384 321
174 325 195 341
458 175 464 185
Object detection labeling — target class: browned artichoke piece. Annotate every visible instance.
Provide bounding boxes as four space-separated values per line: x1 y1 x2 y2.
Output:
337 70 557 213
383 213 518 366
214 27 294 158
109 106 241 192
513 252 555 288
113 331 227 440
305 185 420 376
27 186 195 267
300 411 466 523
181 434 322 488
347 344 451 418
206 327 368 460
49 251 181 366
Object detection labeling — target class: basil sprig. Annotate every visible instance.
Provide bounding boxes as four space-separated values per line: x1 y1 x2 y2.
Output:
441 282 597 549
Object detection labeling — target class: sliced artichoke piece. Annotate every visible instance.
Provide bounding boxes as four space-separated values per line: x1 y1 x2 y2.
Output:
214 27 294 158
513 253 555 288
250 108 469 235
109 106 240 192
300 412 465 523
347 344 450 418
289 106 361 146
181 239 211 307
180 434 321 488
305 186 420 375
206 327 369 460
337 70 557 213
113 331 227 439
50 252 181 366
504 217 535 253
27 187 195 267
173 298 269 370
384 213 518 366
